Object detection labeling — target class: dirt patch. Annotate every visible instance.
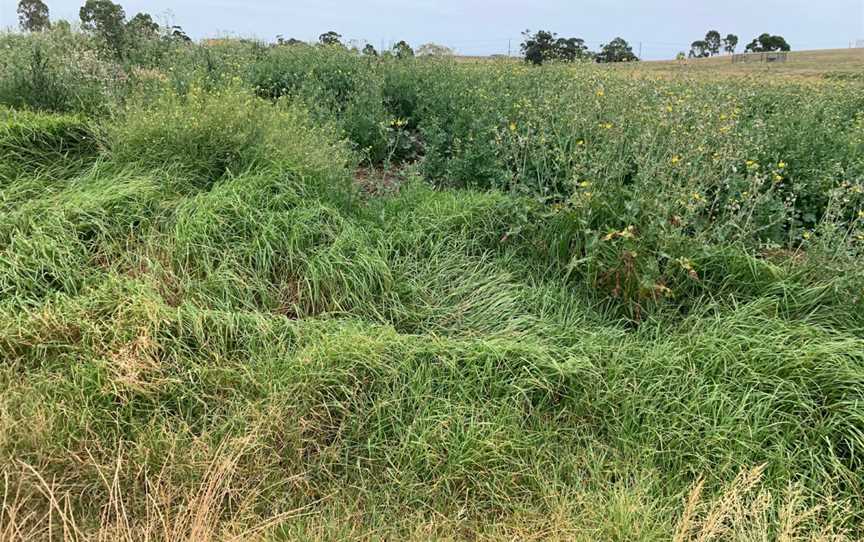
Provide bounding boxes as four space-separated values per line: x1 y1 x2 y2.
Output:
354 166 408 197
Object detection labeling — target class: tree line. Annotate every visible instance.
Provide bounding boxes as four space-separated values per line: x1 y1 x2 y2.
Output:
16 1 794 64
17 0 455 60
520 30 638 64
688 29 790 58
286 32 455 58
17 0 190 59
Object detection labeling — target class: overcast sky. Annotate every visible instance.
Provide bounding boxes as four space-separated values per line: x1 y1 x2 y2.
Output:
1 0 863 59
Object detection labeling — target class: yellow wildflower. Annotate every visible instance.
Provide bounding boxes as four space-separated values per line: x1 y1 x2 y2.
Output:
603 226 637 241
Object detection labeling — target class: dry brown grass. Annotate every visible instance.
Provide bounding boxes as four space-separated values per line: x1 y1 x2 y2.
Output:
1 455 856 541
0 438 318 542
673 466 850 542
102 328 171 401
614 48 864 79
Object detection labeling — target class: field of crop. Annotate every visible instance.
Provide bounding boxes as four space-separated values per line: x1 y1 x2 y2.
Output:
1 28 864 540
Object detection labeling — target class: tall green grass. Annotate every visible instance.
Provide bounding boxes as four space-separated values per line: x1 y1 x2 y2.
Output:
1 34 863 540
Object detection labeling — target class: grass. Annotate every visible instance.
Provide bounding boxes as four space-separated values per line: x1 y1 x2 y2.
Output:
1 30 863 540
617 48 864 79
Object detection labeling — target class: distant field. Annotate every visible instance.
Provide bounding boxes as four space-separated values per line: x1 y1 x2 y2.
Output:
616 48 864 78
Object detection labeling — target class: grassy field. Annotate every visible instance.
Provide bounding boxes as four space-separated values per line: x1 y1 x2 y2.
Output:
1 29 864 540
617 48 864 78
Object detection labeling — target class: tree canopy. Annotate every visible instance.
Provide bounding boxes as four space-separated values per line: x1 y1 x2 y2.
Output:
555 37 591 62
723 34 739 54
417 43 454 57
392 40 415 59
80 0 128 56
689 40 709 58
169 26 191 43
521 30 556 65
521 30 593 65
127 12 160 39
79 1 190 58
17 0 51 32
318 31 342 46
596 37 638 63
276 36 305 46
691 30 740 57
705 30 722 56
745 33 791 53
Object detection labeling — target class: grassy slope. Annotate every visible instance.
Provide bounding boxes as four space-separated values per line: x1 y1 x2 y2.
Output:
1 39 864 541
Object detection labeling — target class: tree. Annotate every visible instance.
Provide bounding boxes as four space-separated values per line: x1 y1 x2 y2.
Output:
276 36 304 46
169 26 191 43
521 30 592 65
766 34 790 52
745 33 791 52
596 37 638 63
417 42 454 57
705 30 722 56
723 34 739 54
127 12 159 39
689 40 709 58
17 0 51 32
80 0 128 57
392 40 414 59
318 31 342 46
362 44 378 56
521 29 557 65
554 37 590 61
